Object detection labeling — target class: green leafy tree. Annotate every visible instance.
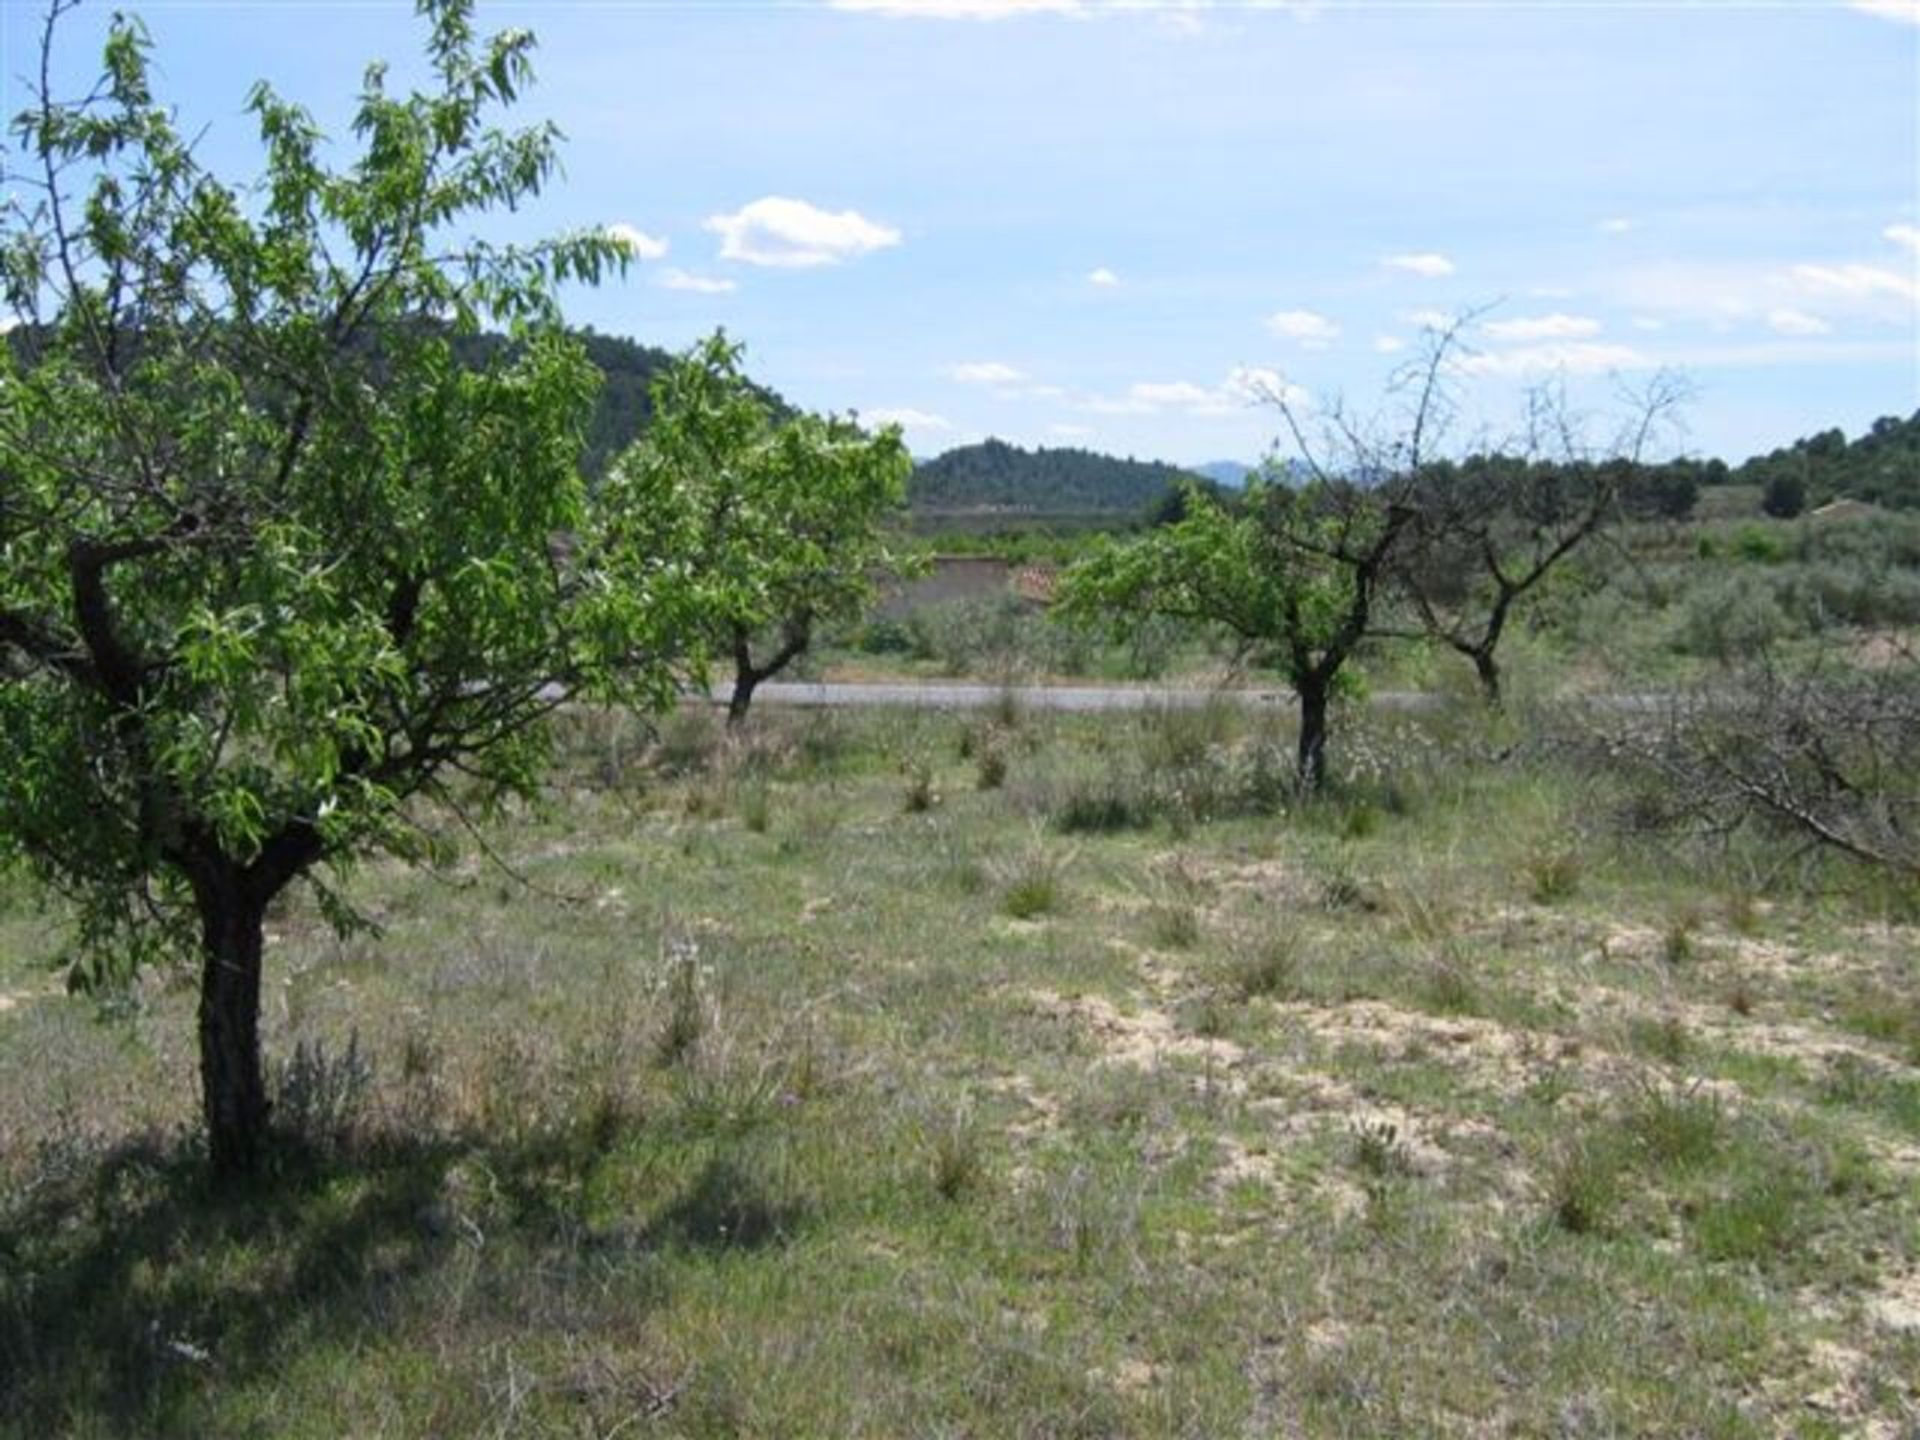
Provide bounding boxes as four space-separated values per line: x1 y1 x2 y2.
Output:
0 0 698 1176
619 335 914 724
1059 476 1409 791
1762 468 1808 519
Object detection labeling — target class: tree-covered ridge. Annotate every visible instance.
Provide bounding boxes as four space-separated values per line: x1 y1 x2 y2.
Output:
911 438 1207 516
1731 411 1920 513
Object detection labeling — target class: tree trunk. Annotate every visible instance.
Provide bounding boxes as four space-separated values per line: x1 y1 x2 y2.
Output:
197 872 271 1179
1297 678 1330 794
726 666 761 726
1472 648 1503 708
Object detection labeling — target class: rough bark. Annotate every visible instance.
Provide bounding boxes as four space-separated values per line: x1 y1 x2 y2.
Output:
1297 677 1330 794
195 868 270 1178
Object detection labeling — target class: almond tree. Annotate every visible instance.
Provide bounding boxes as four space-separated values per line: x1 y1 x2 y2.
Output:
0 0 700 1176
618 335 914 725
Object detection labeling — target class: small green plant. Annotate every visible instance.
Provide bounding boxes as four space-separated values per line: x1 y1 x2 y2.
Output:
1525 848 1582 904
928 1110 984 1201
1661 915 1696 966
1224 936 1301 1000
738 780 772 834
1628 1014 1692 1067
1416 949 1478 1016
1052 775 1155 834
1547 1132 1627 1235
655 944 708 1067
1624 1081 1725 1172
997 845 1071 920
1003 872 1060 920
975 746 1009 791
1690 1169 1812 1263
902 761 938 813
1349 1117 1413 1179
1148 903 1200 951
272 1030 374 1151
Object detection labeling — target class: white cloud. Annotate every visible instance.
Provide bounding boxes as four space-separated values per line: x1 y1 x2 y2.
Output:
1087 266 1121 287
832 0 1079 14
1048 422 1095 439
1630 316 1666 332
1402 308 1453 330
705 196 900 268
1887 223 1920 255
949 360 1027 385
1766 307 1832 336
1224 365 1308 408
1611 250 1918 329
830 0 1319 17
1462 342 1648 377
1381 252 1455 278
655 268 736 294
1372 335 1406 354
1791 262 1918 307
864 407 953 432
1265 308 1340 346
0 314 18 335
1849 0 1920 22
606 223 668 261
1129 380 1215 408
1081 366 1305 418
1598 217 1634 235
1482 312 1603 342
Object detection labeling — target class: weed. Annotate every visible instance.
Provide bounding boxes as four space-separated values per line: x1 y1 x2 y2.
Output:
1690 1167 1812 1263
1548 1132 1627 1235
998 846 1069 920
273 1030 374 1152
738 780 772 834
1052 775 1155 834
655 942 708 1067
1223 936 1301 1000
1525 848 1582 904
902 761 937 814
1415 949 1478 1016
1148 903 1200 951
1623 1080 1725 1172
975 746 1009 791
928 1109 985 1201
1628 1013 1692 1066
1349 1117 1413 1180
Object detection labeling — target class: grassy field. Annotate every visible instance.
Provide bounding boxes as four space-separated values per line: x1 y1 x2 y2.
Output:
2 701 1916 1437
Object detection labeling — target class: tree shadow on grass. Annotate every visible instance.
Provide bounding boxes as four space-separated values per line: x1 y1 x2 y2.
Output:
0 1120 804 1435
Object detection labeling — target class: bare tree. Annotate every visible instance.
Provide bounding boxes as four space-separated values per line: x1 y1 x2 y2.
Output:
1388 368 1691 706
1599 646 1920 884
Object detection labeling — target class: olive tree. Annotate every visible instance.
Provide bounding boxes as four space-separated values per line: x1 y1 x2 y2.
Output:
0 1 699 1176
618 334 913 724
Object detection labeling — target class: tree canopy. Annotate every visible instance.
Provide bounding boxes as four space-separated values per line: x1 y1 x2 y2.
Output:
617 334 913 721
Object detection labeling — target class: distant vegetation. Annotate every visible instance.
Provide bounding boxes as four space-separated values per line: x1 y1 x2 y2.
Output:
910 438 1207 517
1730 411 1920 515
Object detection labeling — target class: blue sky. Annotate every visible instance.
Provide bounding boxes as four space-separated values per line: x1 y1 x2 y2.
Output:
6 0 1917 464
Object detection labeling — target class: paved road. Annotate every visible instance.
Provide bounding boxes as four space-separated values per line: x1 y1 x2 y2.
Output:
726 680 1443 713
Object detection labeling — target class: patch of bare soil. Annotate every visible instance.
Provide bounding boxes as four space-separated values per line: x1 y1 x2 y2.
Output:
1265 998 1567 1093
983 1071 1063 1140
1025 988 1245 1074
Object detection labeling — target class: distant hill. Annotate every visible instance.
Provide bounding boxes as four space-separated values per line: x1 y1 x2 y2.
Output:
1193 460 1254 486
1728 411 1920 511
911 438 1206 516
